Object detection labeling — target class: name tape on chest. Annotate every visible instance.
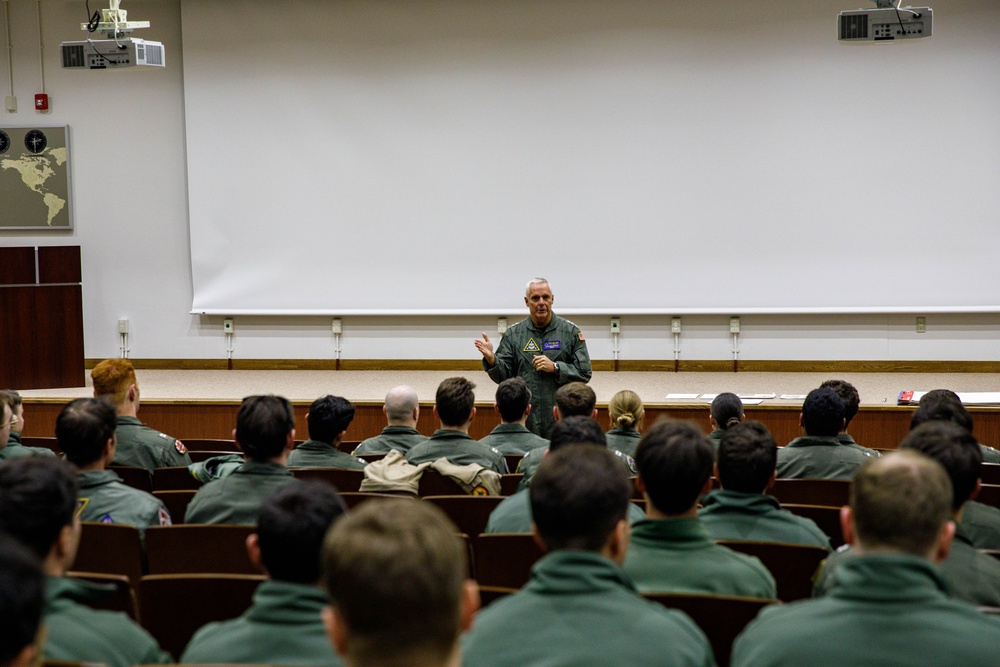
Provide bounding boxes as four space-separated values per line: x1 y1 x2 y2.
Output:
543 340 561 351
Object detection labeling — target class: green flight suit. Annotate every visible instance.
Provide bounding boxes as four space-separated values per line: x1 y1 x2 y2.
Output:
980 443 1000 464
814 524 1000 608
114 415 192 474
516 445 636 491
185 460 297 525
776 435 870 480
479 423 548 455
77 470 171 536
958 499 1000 549
181 580 342 666
352 425 427 456
698 489 832 551
483 314 592 438
405 429 508 474
623 517 777 598
287 439 367 469
0 431 56 458
606 426 641 458
485 488 647 533
44 576 172 667
188 454 244 484
462 550 715 667
734 554 1000 667
707 429 725 455
837 433 882 458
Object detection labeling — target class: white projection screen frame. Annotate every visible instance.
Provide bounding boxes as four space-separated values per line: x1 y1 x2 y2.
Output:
183 0 1000 315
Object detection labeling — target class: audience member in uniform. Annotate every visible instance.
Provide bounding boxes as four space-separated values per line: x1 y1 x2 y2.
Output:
351 385 428 456
733 451 1000 666
185 394 300 524
90 358 191 474
707 392 744 452
0 457 171 667
478 377 548 455
0 390 55 458
0 534 45 667
57 398 171 535
486 416 645 533
819 379 880 458
776 387 870 480
322 498 478 667
288 395 366 470
699 421 832 550
405 378 507 473
911 392 1000 549
624 420 777 598
815 421 1000 607
182 481 348 665
464 445 714 667
605 389 644 457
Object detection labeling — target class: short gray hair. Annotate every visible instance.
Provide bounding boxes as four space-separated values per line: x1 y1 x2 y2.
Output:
525 278 550 295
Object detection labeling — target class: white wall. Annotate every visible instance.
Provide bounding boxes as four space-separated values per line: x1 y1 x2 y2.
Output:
1 0 998 363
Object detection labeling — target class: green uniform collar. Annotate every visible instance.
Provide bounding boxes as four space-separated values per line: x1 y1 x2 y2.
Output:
489 423 532 434
830 554 949 603
296 439 338 453
245 580 327 624
239 460 294 477
78 469 125 489
630 517 715 551
699 489 781 514
381 425 421 435
428 429 476 443
786 435 844 448
837 433 858 445
607 426 640 439
116 415 143 426
46 576 117 611
8 431 21 445
526 551 637 595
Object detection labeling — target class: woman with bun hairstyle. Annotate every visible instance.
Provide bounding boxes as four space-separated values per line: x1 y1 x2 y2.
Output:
606 390 644 457
708 392 744 453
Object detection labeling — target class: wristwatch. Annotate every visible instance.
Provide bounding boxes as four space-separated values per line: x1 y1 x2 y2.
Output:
552 362 559 375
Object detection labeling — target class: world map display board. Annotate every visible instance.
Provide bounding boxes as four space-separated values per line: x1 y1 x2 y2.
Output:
0 126 72 229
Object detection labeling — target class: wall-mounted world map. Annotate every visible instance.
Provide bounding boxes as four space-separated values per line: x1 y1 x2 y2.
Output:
0 126 72 229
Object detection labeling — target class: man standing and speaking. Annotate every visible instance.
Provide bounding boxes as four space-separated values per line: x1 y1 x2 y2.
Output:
476 278 592 438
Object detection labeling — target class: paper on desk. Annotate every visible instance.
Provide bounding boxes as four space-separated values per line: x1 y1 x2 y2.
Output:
665 393 701 399
779 394 807 400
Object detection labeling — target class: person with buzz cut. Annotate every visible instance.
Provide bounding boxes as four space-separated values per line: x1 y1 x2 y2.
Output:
287 395 366 469
352 385 428 456
0 390 55 459
776 387 871 480
182 481 348 666
90 358 191 474
463 445 715 667
732 451 1000 667
478 377 548 455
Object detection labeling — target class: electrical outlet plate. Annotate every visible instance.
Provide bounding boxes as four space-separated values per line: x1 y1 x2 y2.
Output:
497 318 507 334
730 317 741 334
331 318 342 334
671 317 682 334
117 318 129 334
610 317 621 334
224 319 234 334
916 316 926 334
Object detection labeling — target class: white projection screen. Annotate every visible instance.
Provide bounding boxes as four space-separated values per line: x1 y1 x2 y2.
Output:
183 0 1000 315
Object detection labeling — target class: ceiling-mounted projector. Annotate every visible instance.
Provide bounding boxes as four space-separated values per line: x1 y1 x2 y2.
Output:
61 0 165 69
839 1 932 41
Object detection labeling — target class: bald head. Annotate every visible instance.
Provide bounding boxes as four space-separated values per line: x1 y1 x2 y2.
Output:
384 386 419 426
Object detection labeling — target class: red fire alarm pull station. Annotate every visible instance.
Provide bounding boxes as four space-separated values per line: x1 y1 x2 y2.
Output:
35 94 49 110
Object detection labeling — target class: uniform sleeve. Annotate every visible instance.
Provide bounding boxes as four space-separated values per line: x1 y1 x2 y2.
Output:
485 330 519 384
557 326 592 384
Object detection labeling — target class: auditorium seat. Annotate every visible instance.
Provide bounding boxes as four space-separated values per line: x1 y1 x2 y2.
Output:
139 573 265 659
643 592 778 667
291 467 365 492
499 474 523 496
503 454 523 471
769 478 850 507
74 522 144 586
66 571 139 621
154 466 202 491
19 435 60 454
981 463 1000 486
153 490 197 524
418 469 469 496
422 495 505 539
472 533 544 589
187 450 243 463
109 465 153 493
975 484 1000 509
145 525 258 575
478 585 518 607
717 540 828 601
781 503 845 547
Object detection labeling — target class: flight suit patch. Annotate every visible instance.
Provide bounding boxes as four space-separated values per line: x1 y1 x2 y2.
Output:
159 507 172 526
76 498 89 517
100 513 114 524
472 486 489 496
174 440 187 455
523 338 540 353
578 331 586 341
543 340 561 351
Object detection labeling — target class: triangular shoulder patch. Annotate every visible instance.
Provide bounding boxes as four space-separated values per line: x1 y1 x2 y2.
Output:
523 338 540 352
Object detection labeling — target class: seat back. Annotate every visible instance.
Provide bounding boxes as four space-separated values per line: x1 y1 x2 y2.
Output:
187 450 244 463
643 592 777 667
145 525 258 575
981 463 1000 486
781 503 844 547
503 454 523 472
19 436 60 454
153 466 201 491
478 585 518 608
153 490 198 524
109 465 153 493
74 522 144 586
65 571 139 621
472 533 544 589
499 474 523 496
976 483 1000 509
139 573 265 659
177 438 239 452
717 540 829 601
422 495 505 539
338 491 415 509
769 478 850 507
291 467 365 492
418 469 468 496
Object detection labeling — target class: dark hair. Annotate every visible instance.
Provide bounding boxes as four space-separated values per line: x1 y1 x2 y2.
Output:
496 377 531 423
236 395 296 461
820 379 860 427
801 387 846 437
307 395 355 444
717 421 777 494
900 421 981 511
435 377 476 427
554 382 596 418
710 393 743 429
0 389 21 410
530 445 631 551
635 419 714 515
55 397 117 467
549 416 607 451
322 499 467 666
911 395 974 434
0 457 78 560
0 534 44 666
257 481 346 584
